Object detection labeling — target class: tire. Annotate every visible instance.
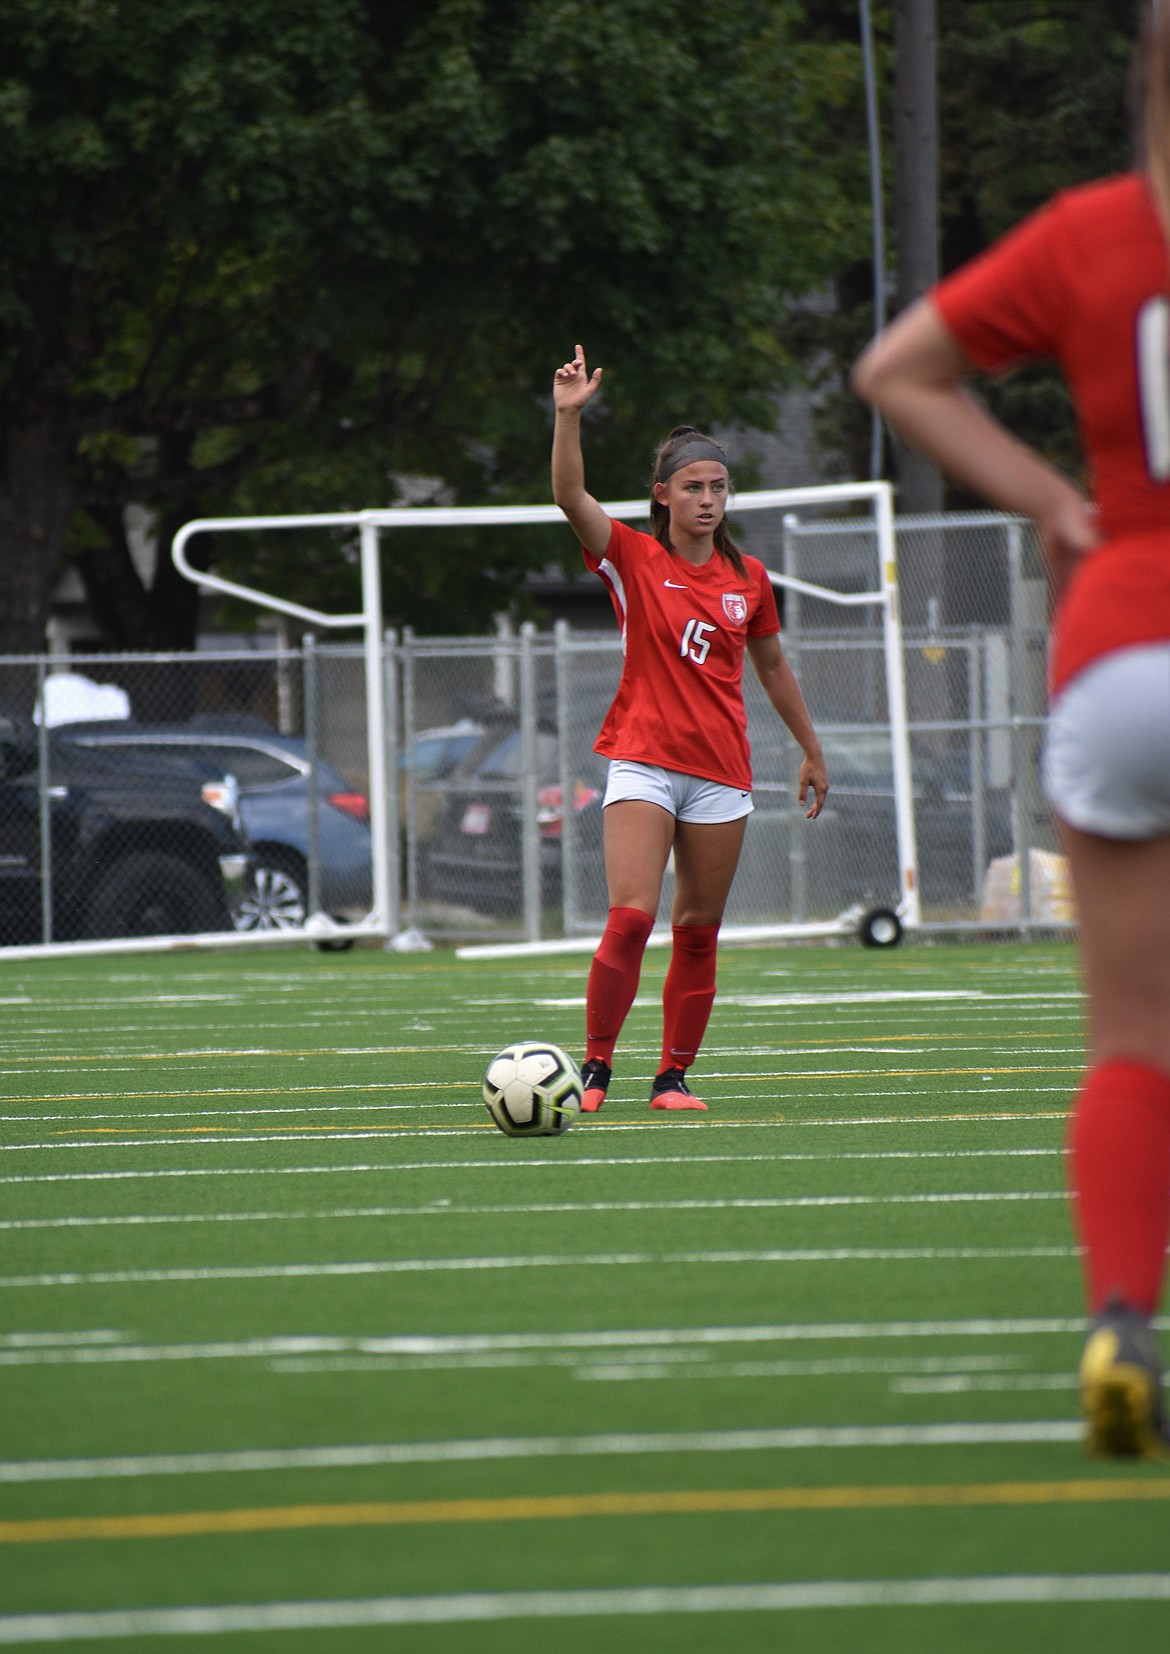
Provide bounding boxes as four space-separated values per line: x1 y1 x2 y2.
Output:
233 853 308 932
84 851 228 940
858 907 903 948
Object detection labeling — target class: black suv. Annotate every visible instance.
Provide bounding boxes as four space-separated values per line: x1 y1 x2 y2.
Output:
0 706 250 945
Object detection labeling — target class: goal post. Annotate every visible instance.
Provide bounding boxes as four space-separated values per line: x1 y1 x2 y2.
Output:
166 478 918 959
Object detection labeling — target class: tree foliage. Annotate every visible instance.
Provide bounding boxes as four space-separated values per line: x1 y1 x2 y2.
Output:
0 0 871 649
793 0 1142 490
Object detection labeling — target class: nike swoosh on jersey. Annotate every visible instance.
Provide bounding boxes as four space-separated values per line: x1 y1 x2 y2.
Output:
664 580 688 589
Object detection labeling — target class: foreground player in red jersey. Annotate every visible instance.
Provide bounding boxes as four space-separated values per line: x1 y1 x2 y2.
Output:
852 7 1170 1459
552 344 827 1113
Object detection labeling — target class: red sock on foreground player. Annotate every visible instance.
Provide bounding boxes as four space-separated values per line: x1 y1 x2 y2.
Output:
1068 1060 1170 1317
1069 1060 1170 1459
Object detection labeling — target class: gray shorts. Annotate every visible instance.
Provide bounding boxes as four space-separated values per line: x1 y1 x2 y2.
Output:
602 760 753 823
1043 644 1170 839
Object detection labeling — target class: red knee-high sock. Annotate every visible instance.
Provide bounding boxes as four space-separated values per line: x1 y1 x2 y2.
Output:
660 923 720 1072
1067 1059 1170 1316
585 906 655 1067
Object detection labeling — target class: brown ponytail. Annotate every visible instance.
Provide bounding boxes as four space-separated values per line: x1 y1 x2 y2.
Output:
648 426 747 579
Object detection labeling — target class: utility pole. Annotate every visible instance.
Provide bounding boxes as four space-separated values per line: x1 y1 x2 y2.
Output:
892 0 943 515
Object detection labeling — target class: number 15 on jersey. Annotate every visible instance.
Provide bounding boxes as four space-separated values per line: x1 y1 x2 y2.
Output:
680 618 715 665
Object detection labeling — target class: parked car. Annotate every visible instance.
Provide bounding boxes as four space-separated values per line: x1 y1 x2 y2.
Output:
57 716 372 931
0 706 249 945
417 704 608 917
747 724 1015 910
400 720 483 782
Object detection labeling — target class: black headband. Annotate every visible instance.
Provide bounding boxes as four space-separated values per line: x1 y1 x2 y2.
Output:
657 438 729 481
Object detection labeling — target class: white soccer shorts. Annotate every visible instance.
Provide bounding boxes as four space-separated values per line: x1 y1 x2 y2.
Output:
602 760 753 823
1043 642 1170 839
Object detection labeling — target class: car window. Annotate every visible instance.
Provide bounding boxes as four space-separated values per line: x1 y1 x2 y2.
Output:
191 745 301 787
478 731 560 782
406 732 480 780
80 738 299 788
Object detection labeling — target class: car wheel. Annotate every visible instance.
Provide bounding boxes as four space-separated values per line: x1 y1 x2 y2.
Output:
858 907 903 948
84 851 228 939
233 854 308 932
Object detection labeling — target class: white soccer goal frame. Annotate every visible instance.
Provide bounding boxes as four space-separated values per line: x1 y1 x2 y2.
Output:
0 482 915 961
164 479 919 959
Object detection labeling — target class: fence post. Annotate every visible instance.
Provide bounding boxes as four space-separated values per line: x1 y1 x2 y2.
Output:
401 626 418 931
35 658 53 943
966 633 986 906
302 634 322 918
782 514 806 924
519 621 540 942
383 627 401 940
554 620 577 936
1007 519 1031 933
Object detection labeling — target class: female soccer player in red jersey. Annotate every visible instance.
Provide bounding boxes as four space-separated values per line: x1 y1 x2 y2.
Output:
852 6 1170 1459
552 344 828 1114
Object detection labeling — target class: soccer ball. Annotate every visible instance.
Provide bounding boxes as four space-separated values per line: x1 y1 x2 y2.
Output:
482 1041 583 1137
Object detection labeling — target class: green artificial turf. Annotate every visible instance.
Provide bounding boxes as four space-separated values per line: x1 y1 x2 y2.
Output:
1 938 1168 1650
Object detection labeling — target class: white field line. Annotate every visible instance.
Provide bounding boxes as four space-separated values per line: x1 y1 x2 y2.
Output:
0 1110 1076 1154
0 1147 1064 1187
0 1088 1075 1132
892 1375 1078 1394
530 990 1082 1008
0 1341 1035 1376
0 1068 1083 1122
574 1363 1078 1388
0 1575 1166 1640
0 1315 1082 1353
0 1419 1084 1484
0 1191 1065 1233
0 1245 1077 1291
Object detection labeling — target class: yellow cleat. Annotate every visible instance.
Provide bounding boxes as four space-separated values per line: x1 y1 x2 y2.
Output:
1080 1302 1170 1461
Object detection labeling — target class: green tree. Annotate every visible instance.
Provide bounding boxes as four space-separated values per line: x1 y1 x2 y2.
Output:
0 0 870 651
794 1 1141 490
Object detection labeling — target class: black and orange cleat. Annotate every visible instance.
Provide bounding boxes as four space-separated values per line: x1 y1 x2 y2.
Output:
580 1058 611 1114
649 1066 708 1111
1080 1298 1170 1460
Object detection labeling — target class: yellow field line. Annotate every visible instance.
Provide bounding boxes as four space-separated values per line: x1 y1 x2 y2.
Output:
37 1108 1074 1139
26 1067 1078 1123
0 1033 1075 1066
4 1479 1169 1544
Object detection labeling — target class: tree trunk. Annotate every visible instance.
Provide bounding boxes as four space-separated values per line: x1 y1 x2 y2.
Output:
893 0 944 519
0 412 75 655
72 502 203 653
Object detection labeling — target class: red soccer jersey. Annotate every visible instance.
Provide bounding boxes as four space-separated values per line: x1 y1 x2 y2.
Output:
931 171 1170 693
583 517 780 791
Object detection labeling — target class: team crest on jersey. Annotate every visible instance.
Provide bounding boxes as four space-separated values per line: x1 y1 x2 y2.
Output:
722 593 748 624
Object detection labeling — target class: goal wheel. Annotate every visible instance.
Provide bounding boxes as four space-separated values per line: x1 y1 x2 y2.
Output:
858 908 903 948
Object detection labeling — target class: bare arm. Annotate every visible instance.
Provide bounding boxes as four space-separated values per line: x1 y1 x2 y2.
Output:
851 300 1099 594
746 632 828 819
551 345 612 559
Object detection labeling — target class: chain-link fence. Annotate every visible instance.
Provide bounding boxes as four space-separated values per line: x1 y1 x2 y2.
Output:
402 511 1057 942
0 643 371 948
0 510 1061 953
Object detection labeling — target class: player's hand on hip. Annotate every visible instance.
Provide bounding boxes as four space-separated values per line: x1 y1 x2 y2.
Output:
799 755 829 819
553 344 603 413
1036 490 1101 600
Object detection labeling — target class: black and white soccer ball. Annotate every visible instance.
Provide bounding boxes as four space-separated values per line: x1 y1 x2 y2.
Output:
482 1041 583 1137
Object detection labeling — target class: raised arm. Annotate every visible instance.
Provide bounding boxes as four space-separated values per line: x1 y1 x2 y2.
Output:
552 345 613 559
746 633 828 819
